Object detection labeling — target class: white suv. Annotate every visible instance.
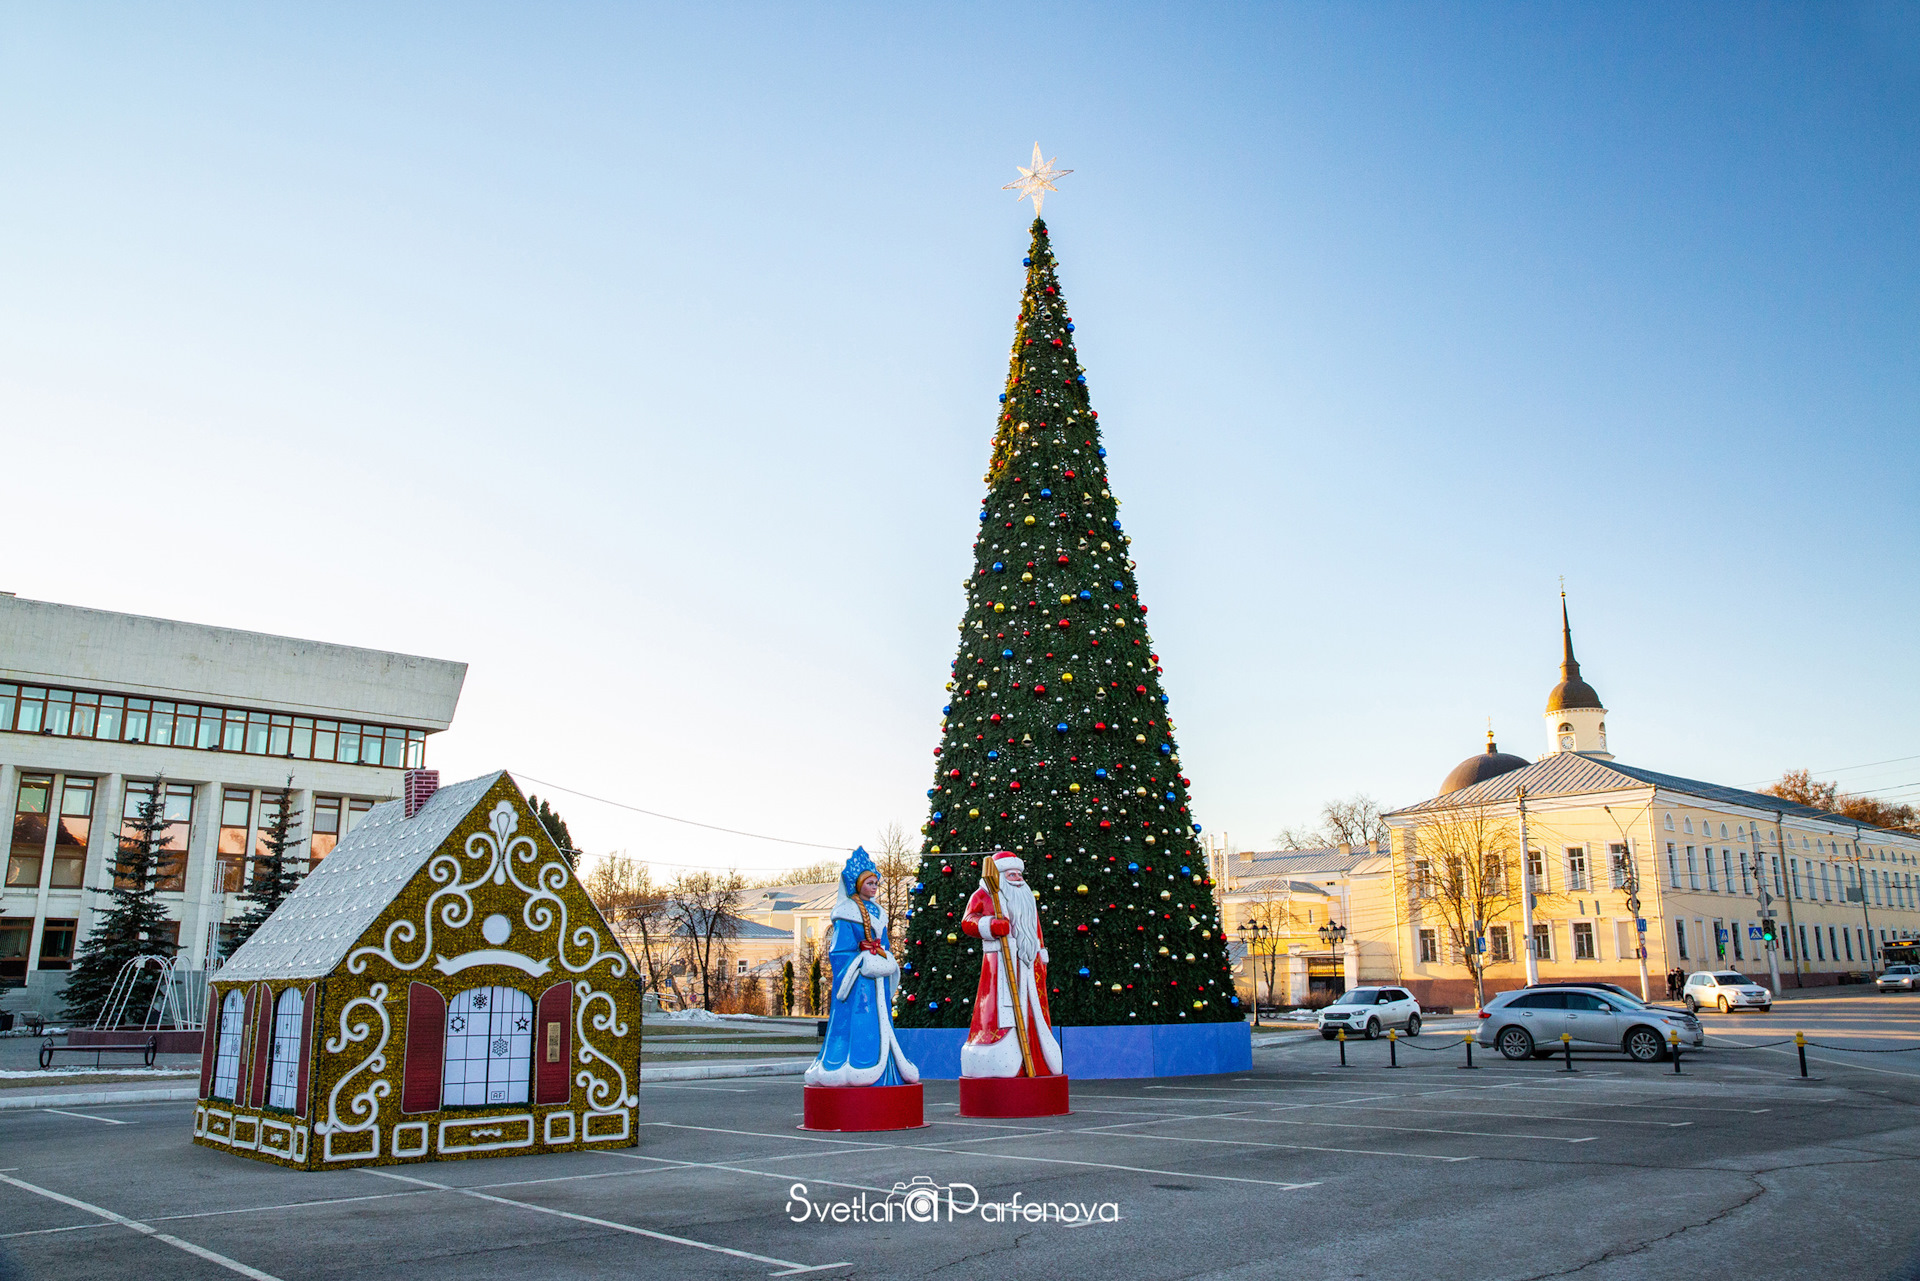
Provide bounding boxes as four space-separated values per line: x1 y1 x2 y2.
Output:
1317 987 1421 1040
1682 971 1772 1013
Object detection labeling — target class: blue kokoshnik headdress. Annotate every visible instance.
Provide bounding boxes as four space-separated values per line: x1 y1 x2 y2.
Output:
839 847 878 898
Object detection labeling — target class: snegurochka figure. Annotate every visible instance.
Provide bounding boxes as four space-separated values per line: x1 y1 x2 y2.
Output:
805 848 920 1090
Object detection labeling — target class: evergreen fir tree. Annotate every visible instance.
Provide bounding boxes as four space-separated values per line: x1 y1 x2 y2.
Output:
63 781 179 1024
782 960 796 1016
896 218 1238 1030
529 794 576 865
225 781 307 958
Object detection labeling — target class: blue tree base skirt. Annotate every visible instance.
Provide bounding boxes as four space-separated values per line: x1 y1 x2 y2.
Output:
895 1022 1251 1080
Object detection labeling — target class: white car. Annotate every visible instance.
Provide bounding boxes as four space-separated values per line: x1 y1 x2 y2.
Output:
1876 965 1918 993
1683 971 1772 1013
1317 986 1422 1040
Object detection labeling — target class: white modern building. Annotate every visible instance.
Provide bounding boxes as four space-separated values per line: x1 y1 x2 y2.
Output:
1 595 465 1018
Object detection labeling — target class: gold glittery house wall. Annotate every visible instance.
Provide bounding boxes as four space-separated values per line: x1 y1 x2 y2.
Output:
191 772 641 1168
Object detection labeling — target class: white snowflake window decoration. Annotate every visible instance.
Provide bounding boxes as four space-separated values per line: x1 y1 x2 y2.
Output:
443 985 533 1106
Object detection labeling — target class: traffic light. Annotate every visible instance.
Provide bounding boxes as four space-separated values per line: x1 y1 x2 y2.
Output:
1761 920 1777 944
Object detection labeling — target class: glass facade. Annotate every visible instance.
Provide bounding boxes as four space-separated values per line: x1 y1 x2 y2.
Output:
0 682 428 769
121 781 195 892
7 774 51 890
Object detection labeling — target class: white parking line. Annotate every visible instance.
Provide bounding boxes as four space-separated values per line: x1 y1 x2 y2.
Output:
0 1173 282 1280
642 1119 1323 1189
1137 1089 1694 1128
38 1109 132 1125
359 1168 851 1277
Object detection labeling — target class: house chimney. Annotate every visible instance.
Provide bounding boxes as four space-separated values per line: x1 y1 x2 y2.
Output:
1337 843 1351 857
403 769 440 818
1367 839 1379 856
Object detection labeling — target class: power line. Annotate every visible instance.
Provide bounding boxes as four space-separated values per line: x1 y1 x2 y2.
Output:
510 772 853 852
1743 753 1920 787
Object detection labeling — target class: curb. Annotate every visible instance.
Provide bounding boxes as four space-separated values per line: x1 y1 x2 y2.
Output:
0 1085 200 1111
641 1060 811 1082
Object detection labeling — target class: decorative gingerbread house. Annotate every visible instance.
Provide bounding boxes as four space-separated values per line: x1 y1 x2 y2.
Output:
192 770 640 1168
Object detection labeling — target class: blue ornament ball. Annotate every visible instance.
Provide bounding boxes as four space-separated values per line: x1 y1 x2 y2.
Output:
1097 446 1107 458
1077 967 1090 977
1158 744 1172 755
1110 519 1123 532
1066 323 1075 332
1077 590 1091 602
1127 861 1139 872
1054 722 1070 733
987 750 1000 761
1095 767 1108 778
1001 648 1014 658
1022 257 1032 266
1040 488 1052 498
992 561 1005 572
999 393 1008 403
1111 580 1124 591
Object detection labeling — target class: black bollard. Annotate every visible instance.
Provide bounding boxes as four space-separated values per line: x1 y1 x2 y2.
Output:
1388 1029 1398 1068
1338 1028 1347 1067
1562 1033 1575 1072
1797 1031 1808 1078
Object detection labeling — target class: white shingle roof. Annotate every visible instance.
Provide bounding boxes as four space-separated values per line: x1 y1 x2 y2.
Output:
218 771 505 982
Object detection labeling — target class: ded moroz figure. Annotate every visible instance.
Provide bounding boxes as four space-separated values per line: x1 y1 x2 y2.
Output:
958 851 1070 1116
801 848 924 1130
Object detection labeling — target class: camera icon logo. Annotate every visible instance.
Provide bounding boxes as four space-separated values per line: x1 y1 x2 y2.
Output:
891 1175 944 1222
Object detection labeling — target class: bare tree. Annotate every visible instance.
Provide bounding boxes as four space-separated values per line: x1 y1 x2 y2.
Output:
873 823 917 959
1237 884 1298 1010
1322 794 1389 847
582 854 672 1001
1273 825 1323 851
1402 802 1522 1009
747 860 841 888
1766 768 1918 834
667 869 746 1009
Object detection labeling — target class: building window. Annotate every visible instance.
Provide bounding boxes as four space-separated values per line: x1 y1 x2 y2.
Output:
1527 848 1547 892
1829 926 1839 963
1705 848 1717 892
1820 864 1832 902
1683 817 1694 834
1739 856 1753 898
50 777 93 889
212 990 245 1100
1567 847 1589 892
120 781 194 892
443 986 533 1106
1674 919 1689 960
1532 923 1553 961
7 773 52 890
1667 843 1680 888
0 917 29 985
1686 847 1699 890
1843 928 1854 962
217 788 250 893
267 988 305 1110
1614 919 1637 960
1489 925 1511 962
1664 814 1674 831
1815 928 1826 962
38 919 76 970
737 959 750 975
1771 857 1782 896
1418 929 1439 963
1609 844 1630 890
0 681 429 769
1790 858 1801 899
1572 921 1596 960
311 797 342 862
1731 920 1744 962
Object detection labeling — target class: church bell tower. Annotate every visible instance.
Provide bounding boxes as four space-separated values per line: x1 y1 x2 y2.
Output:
1544 592 1611 759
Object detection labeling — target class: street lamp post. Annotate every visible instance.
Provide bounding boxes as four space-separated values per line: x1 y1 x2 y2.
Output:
1318 921 1348 995
1238 919 1276 1028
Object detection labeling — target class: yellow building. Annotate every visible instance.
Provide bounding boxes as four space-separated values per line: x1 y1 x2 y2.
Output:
1380 601 1920 1008
1212 845 1399 1008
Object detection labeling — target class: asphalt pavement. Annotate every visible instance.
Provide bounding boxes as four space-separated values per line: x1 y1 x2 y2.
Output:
2 1003 1918 1281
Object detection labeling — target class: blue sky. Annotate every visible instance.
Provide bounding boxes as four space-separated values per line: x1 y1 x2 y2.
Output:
3 4 1915 871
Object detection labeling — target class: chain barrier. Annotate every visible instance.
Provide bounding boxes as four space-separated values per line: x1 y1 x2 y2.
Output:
1328 1026 1919 1081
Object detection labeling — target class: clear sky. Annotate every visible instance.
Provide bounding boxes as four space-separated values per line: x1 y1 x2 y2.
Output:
3 4 1916 874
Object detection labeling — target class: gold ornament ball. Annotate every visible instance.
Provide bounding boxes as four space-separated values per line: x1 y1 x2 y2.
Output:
1110 983 1123 992
1134 733 1147 744
1021 571 1033 583
1059 594 1072 604
1192 1000 1205 1010
1157 945 1170 956
976 679 988 689
1159 889 1172 900
993 603 1006 614
1023 515 1036 526
1068 781 1080 792
945 933 958 943
1144 835 1156 845
1075 884 1088 895
1184 953 1195 963
968 808 980 818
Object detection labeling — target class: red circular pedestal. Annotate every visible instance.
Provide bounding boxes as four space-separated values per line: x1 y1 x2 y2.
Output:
958 1074 1071 1118
802 1083 926 1131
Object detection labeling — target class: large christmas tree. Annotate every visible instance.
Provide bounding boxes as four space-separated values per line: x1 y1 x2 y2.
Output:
895 217 1239 1030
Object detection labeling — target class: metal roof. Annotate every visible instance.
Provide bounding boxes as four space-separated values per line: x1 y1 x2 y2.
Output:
1390 753 1912 838
218 771 506 982
1228 847 1379 878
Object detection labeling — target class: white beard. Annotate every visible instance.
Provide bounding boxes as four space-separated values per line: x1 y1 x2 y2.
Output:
1000 878 1040 967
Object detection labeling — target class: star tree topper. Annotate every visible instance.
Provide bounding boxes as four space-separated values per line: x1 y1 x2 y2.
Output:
1003 143 1072 217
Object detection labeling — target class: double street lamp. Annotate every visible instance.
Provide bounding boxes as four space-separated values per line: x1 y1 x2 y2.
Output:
1318 921 1348 948
1238 919 1277 1029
